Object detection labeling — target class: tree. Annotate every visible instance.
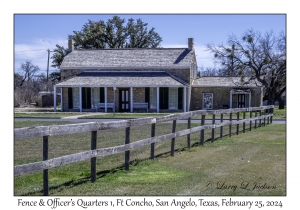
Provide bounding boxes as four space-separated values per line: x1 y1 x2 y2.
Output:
198 66 221 76
50 44 68 69
72 16 162 49
51 16 162 74
15 61 40 104
207 29 286 108
18 60 39 86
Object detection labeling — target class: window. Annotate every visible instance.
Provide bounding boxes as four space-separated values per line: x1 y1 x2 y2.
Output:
169 88 178 109
149 87 157 109
72 87 80 109
202 93 213 109
91 88 100 108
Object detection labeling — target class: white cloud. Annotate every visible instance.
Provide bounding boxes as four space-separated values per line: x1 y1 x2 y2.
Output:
14 38 67 73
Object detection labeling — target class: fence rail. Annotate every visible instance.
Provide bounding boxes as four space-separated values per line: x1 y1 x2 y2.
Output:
14 105 274 195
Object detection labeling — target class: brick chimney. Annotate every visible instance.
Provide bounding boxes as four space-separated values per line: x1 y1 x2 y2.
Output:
68 35 74 51
188 38 194 50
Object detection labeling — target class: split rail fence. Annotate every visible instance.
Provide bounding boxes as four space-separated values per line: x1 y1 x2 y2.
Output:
14 105 274 195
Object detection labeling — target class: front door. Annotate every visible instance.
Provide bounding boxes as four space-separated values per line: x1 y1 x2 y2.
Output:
119 88 130 112
238 94 245 108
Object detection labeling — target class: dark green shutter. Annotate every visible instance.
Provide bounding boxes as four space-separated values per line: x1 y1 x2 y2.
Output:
145 87 150 108
86 88 91 109
100 87 104 103
82 87 91 109
68 88 73 109
178 87 183 110
159 87 169 109
82 88 86 109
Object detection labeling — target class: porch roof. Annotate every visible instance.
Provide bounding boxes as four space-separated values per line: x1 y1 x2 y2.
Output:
55 71 188 87
192 77 262 87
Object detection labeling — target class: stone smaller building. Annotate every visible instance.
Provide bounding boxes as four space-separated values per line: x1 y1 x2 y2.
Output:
191 77 263 110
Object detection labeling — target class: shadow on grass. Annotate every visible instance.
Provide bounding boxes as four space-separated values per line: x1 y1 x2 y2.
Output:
21 123 268 196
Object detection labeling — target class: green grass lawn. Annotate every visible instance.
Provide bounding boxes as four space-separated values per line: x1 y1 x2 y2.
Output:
14 106 286 120
14 119 286 196
14 112 92 118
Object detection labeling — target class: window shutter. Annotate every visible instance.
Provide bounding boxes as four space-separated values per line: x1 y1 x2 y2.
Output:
178 87 183 110
145 87 150 108
68 88 73 109
100 87 104 103
159 87 169 109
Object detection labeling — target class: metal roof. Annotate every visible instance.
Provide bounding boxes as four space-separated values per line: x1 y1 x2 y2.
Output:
55 71 188 87
60 48 195 69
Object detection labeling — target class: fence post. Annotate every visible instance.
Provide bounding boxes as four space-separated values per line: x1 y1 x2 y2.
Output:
43 136 49 196
243 111 246 133
187 117 191 149
171 120 177 156
211 113 215 142
263 109 266 126
255 111 257 128
200 114 205 145
259 110 262 127
267 107 270 124
270 107 273 123
91 131 97 182
220 113 223 138
250 110 252 131
236 112 240 135
150 123 155 159
229 112 232 137
125 127 130 170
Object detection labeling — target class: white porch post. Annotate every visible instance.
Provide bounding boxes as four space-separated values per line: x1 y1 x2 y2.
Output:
230 91 233 109
54 85 57 112
60 87 63 112
156 87 159 113
79 87 82 112
249 93 251 108
130 87 133 113
183 86 187 112
104 87 107 113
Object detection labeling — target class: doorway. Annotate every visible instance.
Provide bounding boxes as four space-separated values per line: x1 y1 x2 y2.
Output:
238 94 246 108
119 88 130 112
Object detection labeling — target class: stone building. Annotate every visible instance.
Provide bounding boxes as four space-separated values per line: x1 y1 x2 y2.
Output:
54 37 263 112
191 77 263 110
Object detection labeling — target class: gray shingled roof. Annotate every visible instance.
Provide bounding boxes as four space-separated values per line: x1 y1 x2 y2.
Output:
56 71 188 87
60 48 194 69
192 77 262 87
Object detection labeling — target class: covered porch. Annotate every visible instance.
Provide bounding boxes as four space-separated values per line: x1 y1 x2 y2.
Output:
54 71 189 113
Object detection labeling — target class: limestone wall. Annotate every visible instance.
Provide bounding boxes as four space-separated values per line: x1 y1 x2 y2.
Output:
190 87 263 111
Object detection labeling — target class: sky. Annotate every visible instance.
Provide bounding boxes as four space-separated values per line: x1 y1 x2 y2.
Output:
14 14 286 74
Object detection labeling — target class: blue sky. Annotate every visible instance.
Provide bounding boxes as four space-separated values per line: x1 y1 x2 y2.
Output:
14 14 286 74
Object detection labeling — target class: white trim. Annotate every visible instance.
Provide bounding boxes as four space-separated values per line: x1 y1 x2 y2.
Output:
54 86 57 112
184 86 187 112
130 87 133 113
79 87 82 112
156 87 159 113
104 87 107 113
60 87 63 112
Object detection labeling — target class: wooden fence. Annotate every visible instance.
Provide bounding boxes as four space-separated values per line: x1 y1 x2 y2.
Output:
14 105 274 195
